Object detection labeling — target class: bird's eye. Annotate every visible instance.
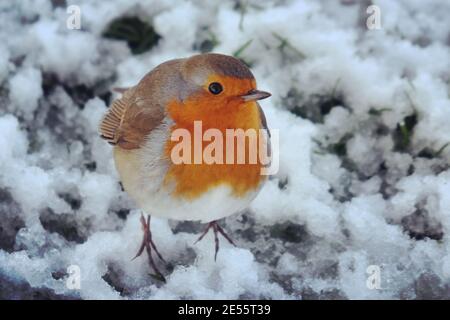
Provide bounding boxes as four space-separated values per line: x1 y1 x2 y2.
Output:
208 82 223 95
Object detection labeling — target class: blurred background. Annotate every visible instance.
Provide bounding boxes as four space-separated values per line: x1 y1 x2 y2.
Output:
1 0 450 299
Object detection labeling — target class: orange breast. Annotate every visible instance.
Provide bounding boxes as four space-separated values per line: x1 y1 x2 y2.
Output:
163 97 267 199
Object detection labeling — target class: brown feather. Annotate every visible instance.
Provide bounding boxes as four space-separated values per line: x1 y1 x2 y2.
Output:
112 87 130 94
99 54 255 150
99 59 187 150
257 103 270 138
99 97 128 145
99 81 167 150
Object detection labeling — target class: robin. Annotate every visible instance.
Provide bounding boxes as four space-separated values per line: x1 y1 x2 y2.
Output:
99 53 271 281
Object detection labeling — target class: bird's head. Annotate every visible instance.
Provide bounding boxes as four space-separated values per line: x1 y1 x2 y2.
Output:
167 53 271 124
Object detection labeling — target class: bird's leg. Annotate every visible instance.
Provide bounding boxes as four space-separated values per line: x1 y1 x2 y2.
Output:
133 213 166 282
195 221 236 261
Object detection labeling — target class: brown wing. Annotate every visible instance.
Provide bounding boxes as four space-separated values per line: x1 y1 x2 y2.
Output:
257 102 271 163
257 103 270 137
99 88 165 150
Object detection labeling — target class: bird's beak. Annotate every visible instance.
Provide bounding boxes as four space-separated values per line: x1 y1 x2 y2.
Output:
241 89 271 102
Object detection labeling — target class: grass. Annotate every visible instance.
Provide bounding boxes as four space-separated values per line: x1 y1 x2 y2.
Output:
418 142 450 159
328 133 353 157
393 113 418 152
434 142 450 157
232 39 254 66
235 0 264 31
272 32 306 60
233 39 253 58
368 107 393 116
102 17 161 55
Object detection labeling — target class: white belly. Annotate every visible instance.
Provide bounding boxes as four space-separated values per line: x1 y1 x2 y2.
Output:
142 184 257 222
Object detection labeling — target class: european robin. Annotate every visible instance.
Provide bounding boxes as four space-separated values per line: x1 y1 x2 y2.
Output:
99 53 271 281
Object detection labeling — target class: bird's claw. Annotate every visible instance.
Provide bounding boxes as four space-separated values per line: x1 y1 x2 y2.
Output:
195 221 236 261
133 214 166 282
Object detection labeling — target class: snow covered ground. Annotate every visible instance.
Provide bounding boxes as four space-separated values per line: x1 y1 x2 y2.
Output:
1 0 450 299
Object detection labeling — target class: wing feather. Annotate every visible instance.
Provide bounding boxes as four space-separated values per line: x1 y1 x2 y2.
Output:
99 97 128 144
99 88 165 150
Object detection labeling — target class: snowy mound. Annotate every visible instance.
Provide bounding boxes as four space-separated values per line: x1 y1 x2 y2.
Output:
1 0 450 299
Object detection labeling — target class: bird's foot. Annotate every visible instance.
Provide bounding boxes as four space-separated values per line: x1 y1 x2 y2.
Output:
195 221 236 261
133 213 166 282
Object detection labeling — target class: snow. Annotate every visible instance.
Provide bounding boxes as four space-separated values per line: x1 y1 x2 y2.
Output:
1 0 450 300
8 67 43 120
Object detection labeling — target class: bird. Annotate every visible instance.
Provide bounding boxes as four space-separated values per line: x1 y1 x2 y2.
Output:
99 53 271 281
